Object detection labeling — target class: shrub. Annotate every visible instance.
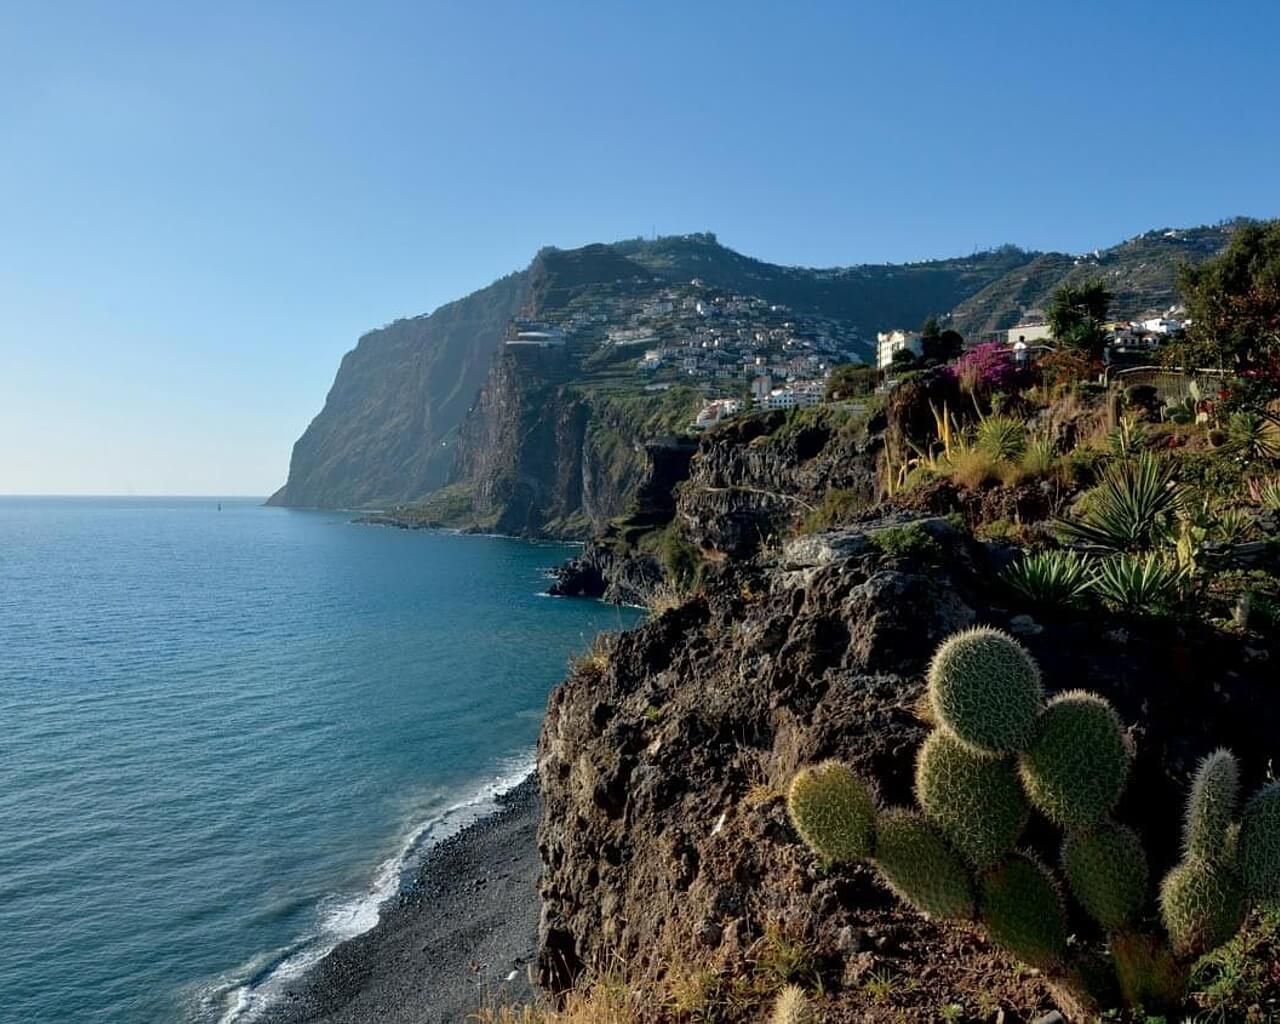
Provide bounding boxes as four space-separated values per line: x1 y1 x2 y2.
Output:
974 415 1027 461
1089 551 1187 613
1018 436 1061 481
1056 452 1180 552
1019 691 1130 829
1001 549 1095 611
798 488 866 533
787 760 876 863
868 523 943 561
950 342 1030 398
1214 507 1258 544
927 626 1042 755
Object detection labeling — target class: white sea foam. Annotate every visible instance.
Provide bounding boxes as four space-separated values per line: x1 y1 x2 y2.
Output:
200 755 537 1024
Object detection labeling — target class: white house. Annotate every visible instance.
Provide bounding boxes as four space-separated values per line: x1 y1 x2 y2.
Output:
876 329 923 370
1006 321 1054 346
692 398 744 430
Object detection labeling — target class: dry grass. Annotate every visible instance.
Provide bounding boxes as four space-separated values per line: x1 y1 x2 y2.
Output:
470 973 637 1024
945 448 1003 490
648 581 686 615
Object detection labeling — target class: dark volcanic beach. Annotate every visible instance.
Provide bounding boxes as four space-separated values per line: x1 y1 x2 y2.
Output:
263 778 542 1024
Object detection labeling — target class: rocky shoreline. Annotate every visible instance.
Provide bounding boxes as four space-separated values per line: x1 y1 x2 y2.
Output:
261 777 541 1024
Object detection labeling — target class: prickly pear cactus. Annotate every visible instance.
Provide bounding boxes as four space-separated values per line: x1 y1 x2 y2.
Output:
927 626 1043 755
1062 822 1149 930
1159 857 1247 959
1183 749 1240 862
787 760 875 863
1239 780 1280 905
979 853 1068 970
1019 691 1129 828
872 808 975 921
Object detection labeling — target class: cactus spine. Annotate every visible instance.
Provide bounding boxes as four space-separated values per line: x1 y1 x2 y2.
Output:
770 984 812 1024
927 626 1043 755
871 808 975 921
786 760 876 863
1019 691 1130 828
1183 749 1240 861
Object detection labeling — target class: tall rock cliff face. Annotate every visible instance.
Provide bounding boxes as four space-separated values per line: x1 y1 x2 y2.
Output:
268 270 530 508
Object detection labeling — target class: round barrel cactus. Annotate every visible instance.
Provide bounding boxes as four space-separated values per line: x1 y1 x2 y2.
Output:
872 808 975 921
915 730 1029 869
1019 691 1130 828
1061 822 1149 930
927 626 1043 755
787 760 876 863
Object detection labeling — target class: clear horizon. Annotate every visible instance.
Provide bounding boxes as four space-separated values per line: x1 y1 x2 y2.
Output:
3 0 1278 495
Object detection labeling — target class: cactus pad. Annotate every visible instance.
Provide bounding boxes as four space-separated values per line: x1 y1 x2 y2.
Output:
872 808 975 920
1184 749 1240 862
1019 691 1130 828
927 626 1043 755
979 853 1068 969
787 760 876 863
1061 822 1149 930
916 730 1029 869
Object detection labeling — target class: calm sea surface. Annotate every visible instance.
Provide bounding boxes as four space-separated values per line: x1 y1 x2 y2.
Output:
0 497 637 1023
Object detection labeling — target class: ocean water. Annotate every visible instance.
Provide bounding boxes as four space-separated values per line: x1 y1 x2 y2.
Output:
0 497 637 1024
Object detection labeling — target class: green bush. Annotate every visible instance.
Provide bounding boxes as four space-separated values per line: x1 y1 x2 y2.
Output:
1019 692 1130 828
927 626 1042 755
868 523 943 561
915 730 1029 868
872 808 975 921
1001 549 1095 611
786 760 876 864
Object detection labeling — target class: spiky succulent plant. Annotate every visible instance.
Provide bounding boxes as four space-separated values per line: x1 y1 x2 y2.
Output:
871 808 975 921
1019 691 1130 828
786 760 876 863
915 730 1029 869
770 984 812 1024
1239 780 1280 905
1159 857 1247 959
1062 822 1149 930
1183 749 1240 862
927 626 1043 755
979 853 1068 970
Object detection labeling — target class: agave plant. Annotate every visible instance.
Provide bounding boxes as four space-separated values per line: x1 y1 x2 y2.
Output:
1107 415 1147 457
1246 475 1280 510
1001 550 1095 610
1056 453 1180 552
1214 507 1258 544
1089 552 1188 613
1226 411 1280 461
975 415 1027 461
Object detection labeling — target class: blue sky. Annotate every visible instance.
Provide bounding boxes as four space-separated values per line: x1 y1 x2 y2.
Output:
2 1 1277 495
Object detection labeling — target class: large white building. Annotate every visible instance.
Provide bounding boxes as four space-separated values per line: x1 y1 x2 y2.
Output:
876 329 923 370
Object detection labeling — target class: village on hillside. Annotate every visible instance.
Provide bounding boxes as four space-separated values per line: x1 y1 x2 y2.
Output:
503 273 1196 433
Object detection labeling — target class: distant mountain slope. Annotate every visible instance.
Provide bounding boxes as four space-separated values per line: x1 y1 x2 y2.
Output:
616 233 1038 346
267 270 530 508
949 223 1237 337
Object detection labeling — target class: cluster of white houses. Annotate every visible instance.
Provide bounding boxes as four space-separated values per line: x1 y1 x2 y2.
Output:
875 306 1188 370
